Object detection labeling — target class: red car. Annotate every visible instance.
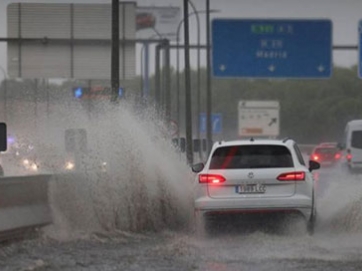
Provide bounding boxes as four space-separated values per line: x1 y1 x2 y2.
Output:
310 143 341 166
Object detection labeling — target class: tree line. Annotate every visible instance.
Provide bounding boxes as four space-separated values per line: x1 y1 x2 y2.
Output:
1 65 362 144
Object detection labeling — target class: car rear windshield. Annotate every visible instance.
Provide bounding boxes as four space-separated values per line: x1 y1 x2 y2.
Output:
352 131 362 149
209 145 293 169
314 147 337 154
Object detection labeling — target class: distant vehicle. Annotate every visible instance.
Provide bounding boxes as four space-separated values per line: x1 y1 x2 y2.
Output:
310 142 341 167
339 120 362 173
192 138 320 236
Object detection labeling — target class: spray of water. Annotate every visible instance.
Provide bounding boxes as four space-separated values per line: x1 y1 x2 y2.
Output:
317 167 362 233
25 98 195 240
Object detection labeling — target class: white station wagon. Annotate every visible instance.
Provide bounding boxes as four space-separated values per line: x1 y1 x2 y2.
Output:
192 138 320 235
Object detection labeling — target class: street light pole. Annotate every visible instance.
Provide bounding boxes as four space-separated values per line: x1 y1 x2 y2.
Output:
206 0 212 154
187 0 202 158
183 0 193 165
175 9 219 142
176 12 200 141
111 0 120 103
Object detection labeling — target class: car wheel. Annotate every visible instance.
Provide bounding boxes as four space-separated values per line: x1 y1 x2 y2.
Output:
283 213 309 236
307 206 317 235
194 211 206 237
307 193 317 236
307 219 315 235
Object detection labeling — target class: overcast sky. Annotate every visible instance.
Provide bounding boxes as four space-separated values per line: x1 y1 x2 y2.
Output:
0 0 361 78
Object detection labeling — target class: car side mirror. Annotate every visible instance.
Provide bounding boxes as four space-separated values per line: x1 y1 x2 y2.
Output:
309 160 320 172
192 162 204 173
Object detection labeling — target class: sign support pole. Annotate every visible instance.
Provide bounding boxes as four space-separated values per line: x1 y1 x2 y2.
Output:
111 0 120 102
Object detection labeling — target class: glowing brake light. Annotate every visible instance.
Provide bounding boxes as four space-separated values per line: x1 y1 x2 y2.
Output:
346 149 352 162
312 154 319 161
277 171 305 181
346 154 352 161
199 174 226 184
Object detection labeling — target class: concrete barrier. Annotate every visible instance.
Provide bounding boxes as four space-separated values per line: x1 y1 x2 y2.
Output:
0 174 52 234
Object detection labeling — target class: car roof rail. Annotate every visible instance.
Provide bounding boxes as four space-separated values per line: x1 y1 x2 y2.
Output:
282 137 290 143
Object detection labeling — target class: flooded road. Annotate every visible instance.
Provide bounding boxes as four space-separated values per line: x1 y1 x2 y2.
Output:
2 166 362 271
2 103 362 271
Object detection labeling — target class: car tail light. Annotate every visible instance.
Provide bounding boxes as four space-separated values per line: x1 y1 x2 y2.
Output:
277 171 305 181
312 154 319 161
346 149 352 162
199 174 226 184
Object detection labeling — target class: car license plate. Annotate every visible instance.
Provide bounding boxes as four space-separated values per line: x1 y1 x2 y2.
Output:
236 184 266 194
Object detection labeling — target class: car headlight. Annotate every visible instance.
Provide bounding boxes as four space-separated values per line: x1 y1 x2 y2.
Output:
30 163 39 171
65 161 75 170
101 162 108 172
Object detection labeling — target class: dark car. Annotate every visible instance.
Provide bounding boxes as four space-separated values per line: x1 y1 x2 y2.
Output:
310 143 341 166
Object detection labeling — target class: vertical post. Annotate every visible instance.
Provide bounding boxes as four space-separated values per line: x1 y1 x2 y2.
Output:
188 1 201 158
140 44 144 98
122 3 126 81
0 67 7 122
176 26 181 140
184 0 193 165
46 79 50 120
155 44 161 107
88 80 92 118
4 75 7 123
206 0 213 154
34 79 38 130
144 42 150 99
18 3 22 77
70 4 74 78
163 39 171 120
111 0 120 102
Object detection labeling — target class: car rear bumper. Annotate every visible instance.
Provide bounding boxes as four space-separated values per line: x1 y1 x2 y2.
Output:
194 194 313 219
350 161 362 169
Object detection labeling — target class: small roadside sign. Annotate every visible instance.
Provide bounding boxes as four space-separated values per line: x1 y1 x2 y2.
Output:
238 100 280 137
200 113 222 134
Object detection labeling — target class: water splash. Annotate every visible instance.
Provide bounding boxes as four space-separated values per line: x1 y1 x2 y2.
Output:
317 167 362 233
29 99 195 240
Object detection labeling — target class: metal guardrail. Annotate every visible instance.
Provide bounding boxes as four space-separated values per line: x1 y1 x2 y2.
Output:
0 174 52 243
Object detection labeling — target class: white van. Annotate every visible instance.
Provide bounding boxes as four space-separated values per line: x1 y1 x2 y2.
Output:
341 120 362 172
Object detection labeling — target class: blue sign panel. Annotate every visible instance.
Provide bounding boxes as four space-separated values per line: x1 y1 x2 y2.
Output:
200 113 222 134
212 19 332 78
